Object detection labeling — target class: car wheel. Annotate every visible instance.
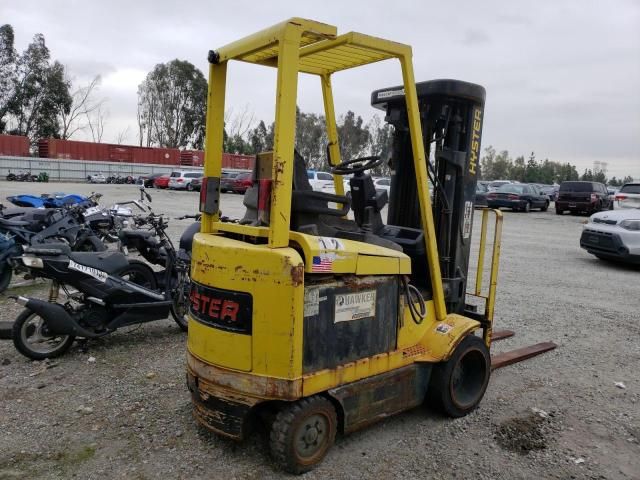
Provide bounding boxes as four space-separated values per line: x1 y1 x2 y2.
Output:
555 208 563 215
187 183 194 192
523 202 531 213
541 201 549 212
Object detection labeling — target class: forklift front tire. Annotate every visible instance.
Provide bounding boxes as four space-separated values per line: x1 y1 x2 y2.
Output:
269 395 337 474
428 334 491 418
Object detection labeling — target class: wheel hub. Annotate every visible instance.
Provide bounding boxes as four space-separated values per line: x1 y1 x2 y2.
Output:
296 414 327 457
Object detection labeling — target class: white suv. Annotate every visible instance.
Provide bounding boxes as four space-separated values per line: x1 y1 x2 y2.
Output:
307 170 334 191
580 208 640 264
615 183 640 209
168 171 203 191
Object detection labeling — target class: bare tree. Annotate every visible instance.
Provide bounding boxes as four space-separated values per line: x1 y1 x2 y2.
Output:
224 104 255 139
86 104 107 143
115 125 130 145
58 74 104 139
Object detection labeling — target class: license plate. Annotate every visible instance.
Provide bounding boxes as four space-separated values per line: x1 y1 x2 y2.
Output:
569 204 576 208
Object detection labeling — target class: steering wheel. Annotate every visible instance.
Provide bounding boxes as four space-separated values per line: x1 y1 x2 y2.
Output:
331 155 382 175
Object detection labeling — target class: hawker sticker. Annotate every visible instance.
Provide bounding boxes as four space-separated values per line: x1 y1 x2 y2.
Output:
68 259 108 283
462 201 474 239
334 290 376 323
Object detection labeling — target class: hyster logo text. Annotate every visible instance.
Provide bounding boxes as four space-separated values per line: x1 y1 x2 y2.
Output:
469 108 482 176
190 291 239 323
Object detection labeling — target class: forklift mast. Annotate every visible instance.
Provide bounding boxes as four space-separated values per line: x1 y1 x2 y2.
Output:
372 80 486 314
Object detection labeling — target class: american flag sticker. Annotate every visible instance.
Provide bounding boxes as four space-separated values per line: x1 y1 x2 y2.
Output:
312 255 333 272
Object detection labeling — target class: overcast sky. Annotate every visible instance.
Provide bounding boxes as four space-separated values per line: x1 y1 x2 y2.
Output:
4 0 639 178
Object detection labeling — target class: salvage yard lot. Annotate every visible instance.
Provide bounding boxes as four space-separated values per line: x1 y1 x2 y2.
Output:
0 181 638 479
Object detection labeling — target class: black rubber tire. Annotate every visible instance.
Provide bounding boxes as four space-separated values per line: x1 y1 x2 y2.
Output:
0 266 12 293
115 260 158 290
609 202 614 210
523 201 531 213
428 334 491 418
541 201 549 212
270 396 338 474
187 183 194 192
12 308 75 360
169 272 189 332
555 208 563 215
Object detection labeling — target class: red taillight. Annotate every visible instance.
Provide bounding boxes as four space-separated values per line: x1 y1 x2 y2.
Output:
199 178 207 211
487 193 497 199
177 178 184 182
508 194 520 200
615 194 627 200
257 179 272 225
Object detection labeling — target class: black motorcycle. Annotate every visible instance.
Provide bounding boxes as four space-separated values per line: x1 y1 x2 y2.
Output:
10 213 189 359
0 201 106 293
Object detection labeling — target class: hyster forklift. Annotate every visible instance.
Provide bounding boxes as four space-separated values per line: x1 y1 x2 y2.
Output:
187 18 555 474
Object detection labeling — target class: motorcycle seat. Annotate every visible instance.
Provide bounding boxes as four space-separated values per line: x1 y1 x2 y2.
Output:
0 217 30 227
68 251 130 275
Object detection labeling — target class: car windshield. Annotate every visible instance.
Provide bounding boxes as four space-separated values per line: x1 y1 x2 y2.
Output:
497 184 525 194
476 184 488 192
620 184 640 194
185 173 201 178
170 172 181 177
560 182 594 192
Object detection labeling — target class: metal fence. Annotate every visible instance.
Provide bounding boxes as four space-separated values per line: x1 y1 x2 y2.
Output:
0 156 203 182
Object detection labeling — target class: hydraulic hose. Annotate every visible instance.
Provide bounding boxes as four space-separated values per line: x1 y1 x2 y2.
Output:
401 276 426 324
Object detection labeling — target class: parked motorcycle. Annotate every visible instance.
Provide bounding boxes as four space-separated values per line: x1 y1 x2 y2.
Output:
10 213 189 359
6 193 88 208
0 199 106 293
6 171 38 182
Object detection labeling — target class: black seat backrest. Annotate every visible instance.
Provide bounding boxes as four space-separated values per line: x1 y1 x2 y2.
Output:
349 171 388 233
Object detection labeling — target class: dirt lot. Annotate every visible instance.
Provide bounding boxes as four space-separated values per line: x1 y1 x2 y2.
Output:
0 181 638 479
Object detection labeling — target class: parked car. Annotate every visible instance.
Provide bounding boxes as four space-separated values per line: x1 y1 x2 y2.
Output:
137 172 166 188
486 184 549 212
87 173 106 184
220 171 241 193
538 185 559 202
189 176 203 191
307 170 334 191
475 183 489 207
168 171 203 191
614 182 640 210
153 174 170 189
321 177 352 196
487 180 512 192
556 181 612 215
373 177 391 194
580 208 640 264
232 172 253 194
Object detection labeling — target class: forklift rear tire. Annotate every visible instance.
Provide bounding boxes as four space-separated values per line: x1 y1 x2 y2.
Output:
269 395 337 474
428 334 491 418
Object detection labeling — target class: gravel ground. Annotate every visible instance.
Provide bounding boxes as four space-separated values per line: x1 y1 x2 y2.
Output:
0 181 638 480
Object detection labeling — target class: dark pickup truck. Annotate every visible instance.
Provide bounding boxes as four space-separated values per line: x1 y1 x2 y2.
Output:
556 181 612 215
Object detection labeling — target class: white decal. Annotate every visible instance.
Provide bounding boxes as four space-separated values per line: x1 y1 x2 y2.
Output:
304 287 320 317
68 259 108 283
334 290 376 323
435 323 453 334
317 236 345 251
462 201 473 239
377 89 405 99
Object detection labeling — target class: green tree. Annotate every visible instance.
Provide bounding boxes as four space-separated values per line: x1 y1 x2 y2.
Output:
248 120 269 154
621 175 634 185
581 169 594 181
137 59 207 149
4 32 71 141
337 111 370 163
509 154 525 181
523 152 539 183
366 114 394 176
593 170 607 184
0 24 17 133
295 107 326 169
480 145 496 180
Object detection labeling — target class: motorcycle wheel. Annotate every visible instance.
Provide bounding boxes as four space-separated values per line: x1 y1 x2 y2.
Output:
170 271 190 331
6 174 15 181
12 308 75 360
0 266 12 293
116 260 158 290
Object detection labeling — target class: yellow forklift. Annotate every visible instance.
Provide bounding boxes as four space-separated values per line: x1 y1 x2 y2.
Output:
187 18 555 473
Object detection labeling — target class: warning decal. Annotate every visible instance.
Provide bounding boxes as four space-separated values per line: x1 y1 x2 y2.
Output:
334 290 376 323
